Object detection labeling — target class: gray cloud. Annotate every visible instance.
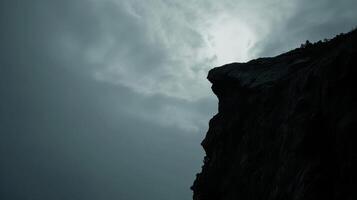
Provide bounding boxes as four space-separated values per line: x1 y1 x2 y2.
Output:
1 0 356 200
51 0 215 100
0 1 211 199
252 0 357 57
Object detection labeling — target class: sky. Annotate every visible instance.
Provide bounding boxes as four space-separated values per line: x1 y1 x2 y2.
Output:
0 0 356 199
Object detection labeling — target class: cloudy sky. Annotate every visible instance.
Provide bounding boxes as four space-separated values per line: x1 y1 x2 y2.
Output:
1 0 356 199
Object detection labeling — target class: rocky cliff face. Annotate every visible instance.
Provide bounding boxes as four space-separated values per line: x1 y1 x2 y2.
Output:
192 30 357 200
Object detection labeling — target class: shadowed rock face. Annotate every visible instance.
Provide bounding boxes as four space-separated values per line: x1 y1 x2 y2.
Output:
192 30 357 200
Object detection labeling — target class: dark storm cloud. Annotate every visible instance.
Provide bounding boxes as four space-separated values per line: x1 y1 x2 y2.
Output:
0 0 214 199
1 0 356 200
1 0 215 130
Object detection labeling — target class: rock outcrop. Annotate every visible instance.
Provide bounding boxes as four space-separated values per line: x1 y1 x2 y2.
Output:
192 30 357 200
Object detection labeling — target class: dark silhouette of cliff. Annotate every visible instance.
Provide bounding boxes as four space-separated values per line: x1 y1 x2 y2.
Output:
192 29 357 200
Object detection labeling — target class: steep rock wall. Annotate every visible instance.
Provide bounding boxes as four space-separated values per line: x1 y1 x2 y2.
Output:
192 30 357 200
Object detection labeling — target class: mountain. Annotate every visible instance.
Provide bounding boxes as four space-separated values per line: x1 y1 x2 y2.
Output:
192 29 357 200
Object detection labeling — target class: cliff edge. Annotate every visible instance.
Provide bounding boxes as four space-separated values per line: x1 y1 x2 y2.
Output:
192 30 357 200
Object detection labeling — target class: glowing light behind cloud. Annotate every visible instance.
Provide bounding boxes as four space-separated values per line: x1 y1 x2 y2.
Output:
205 16 257 64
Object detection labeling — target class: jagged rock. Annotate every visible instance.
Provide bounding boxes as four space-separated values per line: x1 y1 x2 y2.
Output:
192 30 357 200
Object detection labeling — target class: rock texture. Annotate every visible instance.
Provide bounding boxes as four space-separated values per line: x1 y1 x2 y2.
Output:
192 30 357 200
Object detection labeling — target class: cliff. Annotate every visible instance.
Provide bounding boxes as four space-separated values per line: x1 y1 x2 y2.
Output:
192 30 357 200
